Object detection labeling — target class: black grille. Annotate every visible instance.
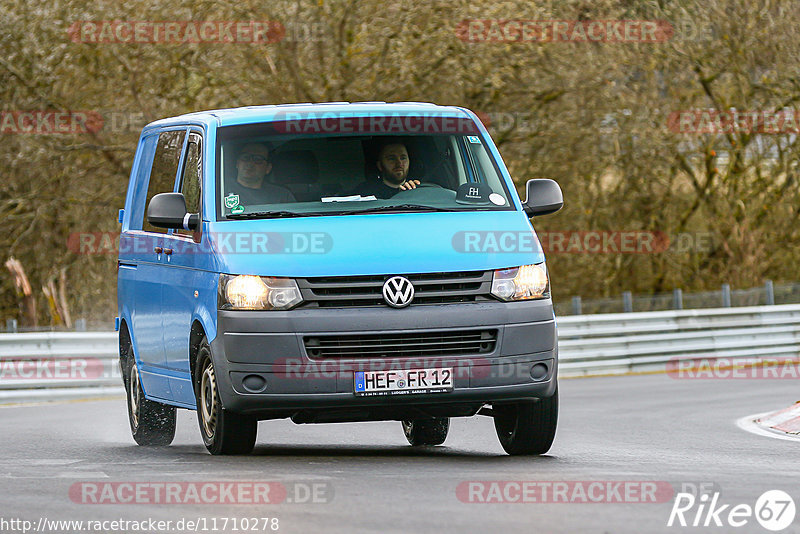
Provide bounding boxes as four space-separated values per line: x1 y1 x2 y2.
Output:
304 329 498 359
297 271 492 308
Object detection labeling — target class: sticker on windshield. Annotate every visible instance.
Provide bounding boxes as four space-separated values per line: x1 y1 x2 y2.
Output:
230 205 245 214
489 193 506 206
224 193 240 209
455 182 492 205
467 135 481 144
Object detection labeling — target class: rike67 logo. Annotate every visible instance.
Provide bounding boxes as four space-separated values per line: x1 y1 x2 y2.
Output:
667 490 795 531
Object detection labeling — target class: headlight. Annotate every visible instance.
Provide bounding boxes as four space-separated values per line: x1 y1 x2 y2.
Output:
490 263 549 301
219 274 303 310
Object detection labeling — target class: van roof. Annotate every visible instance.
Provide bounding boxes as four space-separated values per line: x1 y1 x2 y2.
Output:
144 102 473 130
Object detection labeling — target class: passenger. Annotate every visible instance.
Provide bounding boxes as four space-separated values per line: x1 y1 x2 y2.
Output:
353 141 421 199
226 143 295 206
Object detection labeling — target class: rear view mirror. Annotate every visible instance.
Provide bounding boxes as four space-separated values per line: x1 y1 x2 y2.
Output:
147 192 200 230
521 179 563 217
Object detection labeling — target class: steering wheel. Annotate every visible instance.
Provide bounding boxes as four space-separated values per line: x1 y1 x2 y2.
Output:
392 182 444 196
394 182 448 195
393 181 456 202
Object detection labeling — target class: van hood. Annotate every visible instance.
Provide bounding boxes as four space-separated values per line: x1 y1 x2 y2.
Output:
206 211 545 277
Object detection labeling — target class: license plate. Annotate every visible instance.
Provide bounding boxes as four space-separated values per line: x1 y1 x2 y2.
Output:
354 368 453 396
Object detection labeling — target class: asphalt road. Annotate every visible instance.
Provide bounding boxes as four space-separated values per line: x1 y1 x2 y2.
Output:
1 374 798 534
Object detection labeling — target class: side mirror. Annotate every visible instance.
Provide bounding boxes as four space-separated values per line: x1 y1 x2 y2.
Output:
147 192 200 230
521 179 563 217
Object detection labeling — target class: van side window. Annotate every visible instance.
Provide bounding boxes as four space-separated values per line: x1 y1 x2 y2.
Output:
176 133 202 236
142 130 186 234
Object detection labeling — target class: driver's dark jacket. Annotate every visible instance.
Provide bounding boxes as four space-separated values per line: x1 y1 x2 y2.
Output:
352 178 416 199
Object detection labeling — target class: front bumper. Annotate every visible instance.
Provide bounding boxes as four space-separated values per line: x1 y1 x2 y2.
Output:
210 299 558 420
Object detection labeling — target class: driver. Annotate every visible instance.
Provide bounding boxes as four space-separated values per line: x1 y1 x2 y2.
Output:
227 143 296 206
353 140 421 199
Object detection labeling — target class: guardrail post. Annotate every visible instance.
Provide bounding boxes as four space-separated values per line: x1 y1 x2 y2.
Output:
721 284 731 307
673 288 683 310
765 280 775 305
74 318 87 331
622 291 633 312
571 296 582 315
6 318 17 333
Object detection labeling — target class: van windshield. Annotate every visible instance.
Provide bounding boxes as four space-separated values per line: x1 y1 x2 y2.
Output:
215 120 514 219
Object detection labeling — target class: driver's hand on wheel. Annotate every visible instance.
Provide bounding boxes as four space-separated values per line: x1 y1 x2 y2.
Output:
399 179 421 190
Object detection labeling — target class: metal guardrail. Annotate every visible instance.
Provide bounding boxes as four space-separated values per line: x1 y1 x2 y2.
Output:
557 303 800 376
2 304 799 404
0 332 121 403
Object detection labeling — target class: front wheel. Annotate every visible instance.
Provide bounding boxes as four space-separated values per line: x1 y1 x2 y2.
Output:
124 353 176 446
402 418 449 446
493 387 558 455
195 338 257 455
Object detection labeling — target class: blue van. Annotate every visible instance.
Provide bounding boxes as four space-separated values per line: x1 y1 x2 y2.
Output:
117 102 562 455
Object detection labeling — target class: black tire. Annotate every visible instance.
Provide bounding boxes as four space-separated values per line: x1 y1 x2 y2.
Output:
194 338 257 455
402 417 450 446
494 387 558 455
123 344 176 447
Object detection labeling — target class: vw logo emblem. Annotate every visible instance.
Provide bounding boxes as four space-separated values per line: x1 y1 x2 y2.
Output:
382 276 414 308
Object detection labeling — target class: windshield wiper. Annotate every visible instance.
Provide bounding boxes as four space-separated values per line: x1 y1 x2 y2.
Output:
226 210 318 220
344 204 460 215
226 205 459 220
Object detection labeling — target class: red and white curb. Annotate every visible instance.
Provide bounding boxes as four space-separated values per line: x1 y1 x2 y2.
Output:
737 401 800 442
